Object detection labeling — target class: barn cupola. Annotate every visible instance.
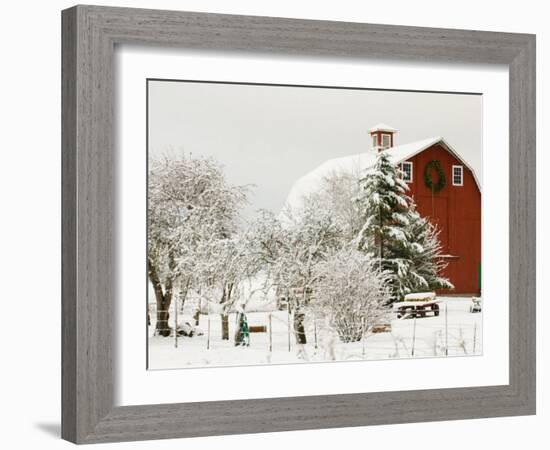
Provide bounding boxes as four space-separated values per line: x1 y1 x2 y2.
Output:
369 123 397 152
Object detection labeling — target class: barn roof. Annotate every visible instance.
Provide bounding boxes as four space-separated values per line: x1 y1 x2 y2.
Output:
283 137 481 213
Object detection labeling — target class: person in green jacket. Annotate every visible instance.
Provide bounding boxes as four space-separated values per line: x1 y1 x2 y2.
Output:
234 311 250 347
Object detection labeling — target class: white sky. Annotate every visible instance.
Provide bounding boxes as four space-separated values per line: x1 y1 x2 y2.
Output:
148 80 481 218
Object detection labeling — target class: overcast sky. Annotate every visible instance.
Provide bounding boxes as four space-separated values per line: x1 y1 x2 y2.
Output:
148 80 481 218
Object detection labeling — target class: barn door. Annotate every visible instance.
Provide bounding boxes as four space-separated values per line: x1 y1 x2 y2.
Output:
417 196 449 250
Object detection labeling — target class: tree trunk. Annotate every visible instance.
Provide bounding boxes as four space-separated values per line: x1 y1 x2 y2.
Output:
379 207 384 272
221 314 230 340
220 282 234 341
193 309 200 326
294 311 307 345
156 306 171 337
179 278 190 313
148 257 173 337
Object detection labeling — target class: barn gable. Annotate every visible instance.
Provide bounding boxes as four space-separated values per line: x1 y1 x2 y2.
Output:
284 136 480 213
385 137 481 192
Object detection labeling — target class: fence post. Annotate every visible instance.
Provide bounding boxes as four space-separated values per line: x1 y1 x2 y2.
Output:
473 322 477 354
269 313 272 353
174 297 178 349
411 314 417 357
207 302 211 350
361 317 366 358
287 302 291 352
445 301 449 356
314 313 318 350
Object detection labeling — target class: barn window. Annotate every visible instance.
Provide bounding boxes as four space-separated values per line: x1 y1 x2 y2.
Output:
452 165 464 186
381 133 391 149
372 134 378 148
400 161 413 183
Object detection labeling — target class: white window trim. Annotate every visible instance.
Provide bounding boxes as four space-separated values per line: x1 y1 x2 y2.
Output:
381 133 391 148
452 165 464 186
401 161 413 183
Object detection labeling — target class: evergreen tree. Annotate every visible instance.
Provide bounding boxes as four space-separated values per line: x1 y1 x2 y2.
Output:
356 151 452 301
400 207 454 296
356 151 412 302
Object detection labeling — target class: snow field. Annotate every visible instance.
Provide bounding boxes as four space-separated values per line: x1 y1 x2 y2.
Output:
148 297 482 369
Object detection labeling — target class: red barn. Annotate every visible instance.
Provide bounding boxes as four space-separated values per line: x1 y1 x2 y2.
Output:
285 123 481 295
369 124 481 295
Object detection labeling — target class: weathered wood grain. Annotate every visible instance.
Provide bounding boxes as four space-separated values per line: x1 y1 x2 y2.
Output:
61 5 536 444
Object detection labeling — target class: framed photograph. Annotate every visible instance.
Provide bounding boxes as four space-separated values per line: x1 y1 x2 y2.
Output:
62 5 536 444
145 80 484 370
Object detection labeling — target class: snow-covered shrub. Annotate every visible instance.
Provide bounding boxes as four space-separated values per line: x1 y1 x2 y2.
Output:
311 247 391 343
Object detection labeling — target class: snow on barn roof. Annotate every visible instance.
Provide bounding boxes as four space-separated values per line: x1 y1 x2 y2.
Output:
369 123 398 133
283 136 480 213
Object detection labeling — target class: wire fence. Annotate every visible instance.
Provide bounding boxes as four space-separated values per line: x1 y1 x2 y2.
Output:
148 300 481 360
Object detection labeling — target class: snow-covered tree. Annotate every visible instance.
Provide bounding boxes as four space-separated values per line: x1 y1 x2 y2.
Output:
399 207 454 295
355 151 452 301
308 170 362 242
246 203 341 344
148 155 247 336
194 234 263 340
355 151 412 301
311 247 391 343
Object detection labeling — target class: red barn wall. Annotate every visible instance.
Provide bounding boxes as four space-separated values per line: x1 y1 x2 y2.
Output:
404 144 481 295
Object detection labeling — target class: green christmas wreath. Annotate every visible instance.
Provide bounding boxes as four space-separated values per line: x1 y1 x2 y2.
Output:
424 160 446 193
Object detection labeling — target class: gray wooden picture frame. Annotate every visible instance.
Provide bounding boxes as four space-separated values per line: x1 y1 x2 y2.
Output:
61 5 536 444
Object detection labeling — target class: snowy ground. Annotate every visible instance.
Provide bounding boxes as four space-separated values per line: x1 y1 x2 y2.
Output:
148 297 482 370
